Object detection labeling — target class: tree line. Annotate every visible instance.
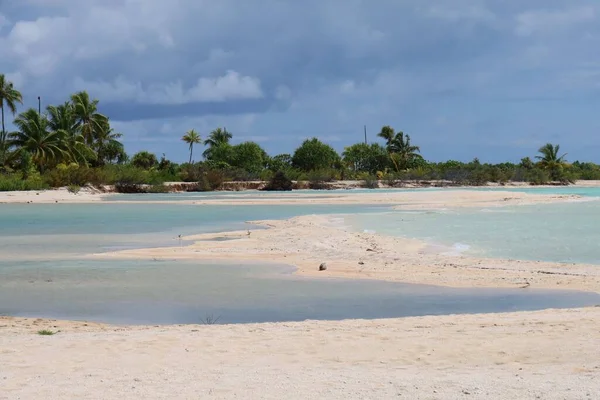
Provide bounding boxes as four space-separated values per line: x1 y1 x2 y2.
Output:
0 73 595 192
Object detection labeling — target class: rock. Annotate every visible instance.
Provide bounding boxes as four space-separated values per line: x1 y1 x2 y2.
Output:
319 263 327 271
358 261 364 265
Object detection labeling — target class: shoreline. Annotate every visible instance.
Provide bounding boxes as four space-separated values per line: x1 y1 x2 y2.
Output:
90 188 600 295
3 187 600 398
0 179 599 204
99 213 600 294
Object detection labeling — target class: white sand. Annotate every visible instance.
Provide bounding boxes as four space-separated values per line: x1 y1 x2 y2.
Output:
3 188 600 399
2 308 599 399
102 213 600 293
0 182 593 205
0 187 106 203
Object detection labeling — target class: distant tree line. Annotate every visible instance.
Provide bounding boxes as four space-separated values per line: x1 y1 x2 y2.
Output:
0 72 596 192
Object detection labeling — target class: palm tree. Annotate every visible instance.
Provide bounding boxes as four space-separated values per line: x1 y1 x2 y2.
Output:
388 132 422 171
47 102 95 165
377 125 395 148
535 143 567 180
0 74 23 165
535 143 566 167
94 119 124 165
203 127 232 158
181 129 201 163
70 91 108 146
9 108 67 171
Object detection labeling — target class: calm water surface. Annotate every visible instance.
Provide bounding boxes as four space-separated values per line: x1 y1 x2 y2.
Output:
2 189 600 324
1 259 598 324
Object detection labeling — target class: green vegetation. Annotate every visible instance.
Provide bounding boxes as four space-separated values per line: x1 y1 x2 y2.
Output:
37 330 56 335
0 73 596 192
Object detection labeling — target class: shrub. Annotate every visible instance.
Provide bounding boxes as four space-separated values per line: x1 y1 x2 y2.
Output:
0 174 48 191
131 151 158 170
467 169 489 186
197 170 225 191
525 168 550 185
361 175 379 189
67 184 81 194
263 171 293 191
306 169 337 189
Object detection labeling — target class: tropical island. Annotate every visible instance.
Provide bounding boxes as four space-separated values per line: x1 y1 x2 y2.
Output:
1 73 597 193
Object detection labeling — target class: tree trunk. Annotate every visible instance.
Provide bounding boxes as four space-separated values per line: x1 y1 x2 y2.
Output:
1 103 5 143
189 145 193 164
0 104 5 166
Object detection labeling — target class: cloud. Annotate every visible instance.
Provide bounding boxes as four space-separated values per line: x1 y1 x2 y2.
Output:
72 71 263 104
0 13 9 30
1 0 600 162
424 4 496 23
515 6 596 36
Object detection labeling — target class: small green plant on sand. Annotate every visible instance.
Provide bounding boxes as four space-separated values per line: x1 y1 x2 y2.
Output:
67 184 81 194
37 329 56 335
201 314 221 325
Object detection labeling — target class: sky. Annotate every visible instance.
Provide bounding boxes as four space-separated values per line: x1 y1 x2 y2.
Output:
1 0 600 163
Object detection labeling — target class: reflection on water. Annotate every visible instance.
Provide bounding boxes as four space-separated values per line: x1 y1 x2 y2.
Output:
1 259 599 324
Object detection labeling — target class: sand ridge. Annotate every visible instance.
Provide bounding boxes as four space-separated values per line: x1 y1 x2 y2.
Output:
100 211 600 293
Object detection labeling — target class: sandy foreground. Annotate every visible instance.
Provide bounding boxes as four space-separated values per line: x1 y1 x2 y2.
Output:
1 308 599 399
2 188 600 399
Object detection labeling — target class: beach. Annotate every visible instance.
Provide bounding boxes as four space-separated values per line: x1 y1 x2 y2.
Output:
2 187 600 399
2 308 599 399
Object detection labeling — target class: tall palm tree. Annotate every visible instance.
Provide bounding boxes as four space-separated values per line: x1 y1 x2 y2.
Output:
377 125 395 149
535 143 566 168
181 129 201 163
388 131 422 171
535 143 567 180
94 119 124 165
47 102 95 165
203 127 232 158
9 108 67 171
0 74 23 165
70 91 108 146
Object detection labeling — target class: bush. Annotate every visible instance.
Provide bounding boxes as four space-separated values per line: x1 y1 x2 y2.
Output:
131 151 158 170
524 168 550 185
306 169 338 189
361 175 379 189
263 171 293 191
0 173 48 191
197 170 225 191
67 184 81 194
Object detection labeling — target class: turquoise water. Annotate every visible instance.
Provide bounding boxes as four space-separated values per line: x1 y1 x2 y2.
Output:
475 186 600 197
2 189 600 324
104 186 600 203
0 203 385 261
346 199 600 264
1 259 598 324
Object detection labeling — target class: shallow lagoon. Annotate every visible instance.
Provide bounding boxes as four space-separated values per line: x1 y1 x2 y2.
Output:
347 199 600 264
0 203 385 261
1 259 598 324
2 190 600 324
